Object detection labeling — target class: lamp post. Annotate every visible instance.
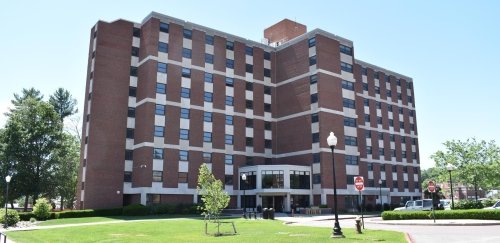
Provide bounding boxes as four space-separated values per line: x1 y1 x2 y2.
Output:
446 163 455 210
241 173 247 218
5 175 12 228
378 179 383 213
327 132 344 238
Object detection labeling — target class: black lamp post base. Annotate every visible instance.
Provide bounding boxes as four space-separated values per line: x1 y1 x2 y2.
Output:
331 224 344 238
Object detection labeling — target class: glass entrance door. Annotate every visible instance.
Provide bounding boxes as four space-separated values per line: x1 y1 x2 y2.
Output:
262 196 285 212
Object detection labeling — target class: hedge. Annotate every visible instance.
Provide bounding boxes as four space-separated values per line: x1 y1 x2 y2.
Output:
382 209 500 220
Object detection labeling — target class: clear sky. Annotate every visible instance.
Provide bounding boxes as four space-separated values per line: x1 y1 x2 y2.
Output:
1 0 499 169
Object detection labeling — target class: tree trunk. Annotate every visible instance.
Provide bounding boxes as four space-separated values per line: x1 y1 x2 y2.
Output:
23 195 29 212
60 197 64 211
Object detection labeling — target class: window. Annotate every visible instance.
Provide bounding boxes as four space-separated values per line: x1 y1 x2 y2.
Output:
364 114 370 123
311 153 320 163
180 87 190 98
345 136 357 146
344 117 356 127
403 166 408 173
264 68 271 77
309 56 317 66
128 107 135 117
311 113 319 123
262 170 284 189
205 35 214 45
365 130 371 138
399 107 404 113
368 163 373 171
386 90 392 97
402 151 407 158
160 22 169 33
153 170 163 182
265 139 272 149
342 80 354 90
343 98 355 109
264 51 271 60
378 132 384 140
310 74 318 84
398 93 402 100
125 150 133 160
397 79 401 86
367 146 372 155
246 137 253 147
146 194 161 206
131 47 139 56
204 72 213 83
245 100 253 109
180 129 189 140
389 119 394 127
129 86 137 97
376 101 381 109
264 86 271 95
390 134 395 142
203 112 212 122
264 103 271 112
130 66 138 76
155 104 165 115
245 46 253 56
362 67 367 75
408 96 413 103
203 152 212 163
225 77 234 87
364 99 369 106
225 154 233 164
393 181 399 189
412 138 417 145
205 53 214 64
245 82 253 91
313 174 321 184
226 41 234 50
346 175 355 185
179 150 188 161
341 62 353 73
312 132 320 143
400 121 405 129
225 134 233 145
310 93 318 103
409 110 414 117
157 62 167 73
226 59 234 69
412 152 418 159
404 181 409 189
392 165 397 172
181 68 191 78
308 37 316 47
380 164 386 172
391 149 396 157
379 148 385 156
154 126 164 137
154 148 163 159
340 44 353 55
158 42 168 53
178 172 188 183
182 48 192 58
264 121 271 130
363 83 368 91
224 175 233 185
226 115 233 125
183 29 192 39
345 155 358 165
245 64 253 73
180 108 189 119
203 132 212 142
204 92 213 102
124 172 132 182
375 86 380 94
374 72 380 79
413 167 419 173
388 104 393 112
290 170 310 189
225 96 234 106
245 118 253 128
133 27 140 37
377 117 382 125
126 128 134 139
368 179 375 187
156 83 166 94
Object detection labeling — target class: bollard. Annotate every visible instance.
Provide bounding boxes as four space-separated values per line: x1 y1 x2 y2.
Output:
355 216 362 234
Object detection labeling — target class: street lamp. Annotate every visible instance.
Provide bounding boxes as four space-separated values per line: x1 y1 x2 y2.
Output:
446 163 455 210
327 132 344 238
378 178 383 213
241 173 247 218
5 175 11 228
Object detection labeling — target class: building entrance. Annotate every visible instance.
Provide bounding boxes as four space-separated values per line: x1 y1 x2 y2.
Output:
262 196 285 212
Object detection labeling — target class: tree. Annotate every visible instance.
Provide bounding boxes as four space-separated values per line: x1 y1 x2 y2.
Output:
49 88 78 122
51 133 80 210
431 138 500 199
2 98 64 211
10 87 44 108
197 164 230 236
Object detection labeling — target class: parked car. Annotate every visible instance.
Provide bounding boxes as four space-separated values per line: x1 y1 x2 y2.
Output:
394 199 433 211
483 201 500 210
440 199 451 210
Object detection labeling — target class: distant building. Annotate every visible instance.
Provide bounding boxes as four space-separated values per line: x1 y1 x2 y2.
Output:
77 12 421 211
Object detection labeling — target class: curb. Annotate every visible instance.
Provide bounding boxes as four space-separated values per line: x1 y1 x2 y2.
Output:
369 220 500 226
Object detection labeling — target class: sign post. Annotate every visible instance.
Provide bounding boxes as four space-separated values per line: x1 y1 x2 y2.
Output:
354 176 365 229
428 180 436 223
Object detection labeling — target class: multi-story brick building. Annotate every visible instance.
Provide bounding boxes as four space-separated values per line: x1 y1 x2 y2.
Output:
77 12 421 211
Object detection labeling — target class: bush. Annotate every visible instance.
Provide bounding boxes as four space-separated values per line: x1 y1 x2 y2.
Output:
19 212 36 221
382 209 500 220
33 198 53 220
482 198 497 207
455 200 483 209
123 204 150 216
30 217 36 223
1 209 20 227
318 204 328 208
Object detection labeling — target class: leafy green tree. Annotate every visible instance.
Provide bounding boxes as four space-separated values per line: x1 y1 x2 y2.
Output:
33 198 53 220
52 133 80 210
10 87 44 108
197 164 230 236
2 98 63 211
432 138 500 199
49 88 78 121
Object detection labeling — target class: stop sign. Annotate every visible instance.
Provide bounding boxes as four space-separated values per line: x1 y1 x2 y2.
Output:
354 176 365 191
428 180 436 193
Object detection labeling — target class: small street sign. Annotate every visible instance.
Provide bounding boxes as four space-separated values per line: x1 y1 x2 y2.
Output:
354 176 365 191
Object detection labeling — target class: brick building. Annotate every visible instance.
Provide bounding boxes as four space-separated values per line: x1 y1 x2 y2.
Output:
77 12 421 211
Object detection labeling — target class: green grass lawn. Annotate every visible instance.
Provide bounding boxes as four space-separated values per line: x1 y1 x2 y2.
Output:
7 218 406 243
36 214 195 226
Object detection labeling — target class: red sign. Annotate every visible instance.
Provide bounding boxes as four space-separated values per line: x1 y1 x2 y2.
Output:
354 176 365 191
428 180 436 193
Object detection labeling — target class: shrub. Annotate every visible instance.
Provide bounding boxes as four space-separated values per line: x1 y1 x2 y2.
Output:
1 209 20 227
382 209 500 220
123 204 150 216
318 204 328 208
19 212 36 221
454 200 483 209
481 198 497 208
33 198 53 220
30 217 36 223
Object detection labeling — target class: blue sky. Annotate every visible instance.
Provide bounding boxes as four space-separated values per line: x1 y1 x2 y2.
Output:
1 0 499 169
